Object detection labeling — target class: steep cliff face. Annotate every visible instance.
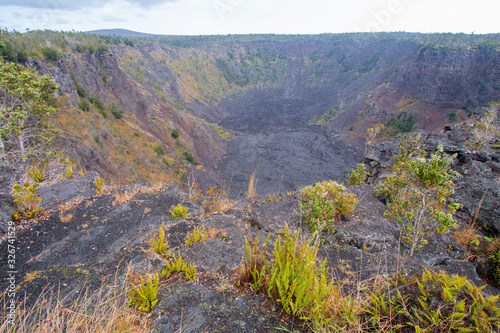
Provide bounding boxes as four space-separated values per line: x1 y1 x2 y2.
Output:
25 50 222 185
397 48 500 106
14 33 500 194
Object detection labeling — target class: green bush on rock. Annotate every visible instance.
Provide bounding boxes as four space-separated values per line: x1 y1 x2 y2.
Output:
299 180 358 232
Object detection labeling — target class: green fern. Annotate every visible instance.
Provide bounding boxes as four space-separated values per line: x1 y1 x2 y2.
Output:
27 164 46 183
364 267 500 332
170 204 191 219
267 224 340 328
161 253 196 281
184 264 197 282
236 235 270 293
94 176 104 195
185 226 209 248
127 274 159 312
149 222 171 258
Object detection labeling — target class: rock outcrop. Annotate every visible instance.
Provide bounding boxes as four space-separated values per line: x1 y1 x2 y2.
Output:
364 124 500 235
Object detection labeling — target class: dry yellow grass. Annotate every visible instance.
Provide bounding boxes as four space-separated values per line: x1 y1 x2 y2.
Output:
212 197 234 214
112 179 168 205
60 213 73 223
247 171 258 198
23 271 42 283
454 226 479 250
454 190 487 251
0 283 152 333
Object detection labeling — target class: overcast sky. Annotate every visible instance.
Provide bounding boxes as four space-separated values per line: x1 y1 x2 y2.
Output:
0 0 498 35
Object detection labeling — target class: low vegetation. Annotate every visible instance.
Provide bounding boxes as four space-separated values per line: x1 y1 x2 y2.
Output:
236 225 500 332
469 106 499 149
365 268 500 332
185 226 209 248
376 135 462 256
189 184 233 215
299 180 358 232
0 282 152 332
149 222 171 258
161 253 197 282
348 163 369 185
127 274 159 312
11 182 42 221
170 203 191 219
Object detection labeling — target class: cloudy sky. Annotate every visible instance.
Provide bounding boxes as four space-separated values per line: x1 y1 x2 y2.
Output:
0 0 498 35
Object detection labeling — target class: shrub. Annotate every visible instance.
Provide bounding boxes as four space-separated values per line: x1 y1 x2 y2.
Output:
75 44 85 53
41 46 61 61
364 123 385 144
12 182 42 220
75 83 88 98
153 144 165 156
348 163 369 185
448 111 457 122
489 249 500 286
364 268 500 332
170 129 179 139
183 151 198 165
471 108 499 149
78 98 90 111
170 204 191 219
376 135 462 256
96 44 109 54
299 181 358 232
110 103 123 119
88 95 106 111
17 49 28 63
0 61 58 164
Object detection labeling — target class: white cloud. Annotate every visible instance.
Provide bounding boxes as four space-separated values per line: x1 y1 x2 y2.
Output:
0 0 498 34
103 15 128 22
56 18 69 24
0 0 177 10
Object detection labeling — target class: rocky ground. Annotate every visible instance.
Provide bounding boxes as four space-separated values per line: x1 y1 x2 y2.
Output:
216 89 364 197
1 132 499 332
0 119 499 332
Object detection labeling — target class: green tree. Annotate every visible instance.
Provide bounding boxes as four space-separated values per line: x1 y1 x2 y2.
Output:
96 44 109 54
17 49 28 63
41 47 61 62
471 107 499 149
376 135 462 256
0 61 59 165
364 123 384 144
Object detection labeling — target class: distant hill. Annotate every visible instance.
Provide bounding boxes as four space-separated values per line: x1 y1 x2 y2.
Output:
85 28 158 37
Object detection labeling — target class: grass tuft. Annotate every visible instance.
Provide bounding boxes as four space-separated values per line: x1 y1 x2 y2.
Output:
0 283 151 333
